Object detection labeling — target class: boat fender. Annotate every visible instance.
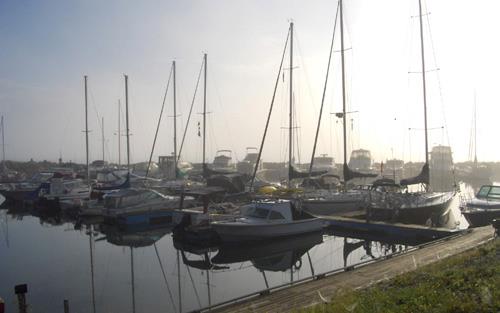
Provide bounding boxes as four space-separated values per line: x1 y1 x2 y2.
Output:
294 259 302 270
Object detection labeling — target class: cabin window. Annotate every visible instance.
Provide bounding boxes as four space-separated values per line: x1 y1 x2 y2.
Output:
488 186 500 199
247 207 269 218
269 211 285 220
477 186 491 198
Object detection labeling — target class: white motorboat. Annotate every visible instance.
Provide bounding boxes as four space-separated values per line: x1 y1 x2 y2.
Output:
37 178 90 209
211 199 325 243
100 188 195 226
461 185 500 227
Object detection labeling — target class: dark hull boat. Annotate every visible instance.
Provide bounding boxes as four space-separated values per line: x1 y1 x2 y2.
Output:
462 209 500 228
368 190 455 225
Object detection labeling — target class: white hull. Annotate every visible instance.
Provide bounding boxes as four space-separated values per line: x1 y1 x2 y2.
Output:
213 218 325 242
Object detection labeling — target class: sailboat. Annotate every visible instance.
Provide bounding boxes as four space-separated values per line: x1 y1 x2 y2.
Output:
36 77 94 211
301 0 376 216
211 23 325 243
81 74 190 222
461 94 492 185
367 0 456 225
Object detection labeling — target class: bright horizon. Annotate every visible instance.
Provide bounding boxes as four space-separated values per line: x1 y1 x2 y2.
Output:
2 0 500 165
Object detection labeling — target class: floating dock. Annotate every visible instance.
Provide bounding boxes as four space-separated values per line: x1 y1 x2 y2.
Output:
319 215 461 243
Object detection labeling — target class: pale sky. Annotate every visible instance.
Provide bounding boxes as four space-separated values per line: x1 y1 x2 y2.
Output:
1 0 500 165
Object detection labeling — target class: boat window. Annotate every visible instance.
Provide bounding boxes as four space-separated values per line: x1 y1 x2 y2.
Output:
477 186 491 198
247 207 269 218
488 186 500 199
269 211 285 220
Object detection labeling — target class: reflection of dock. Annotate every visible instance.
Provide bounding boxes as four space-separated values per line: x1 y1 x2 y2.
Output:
203 226 494 313
320 215 461 243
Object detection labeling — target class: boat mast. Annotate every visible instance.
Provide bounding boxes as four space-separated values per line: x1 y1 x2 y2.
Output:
101 117 105 163
309 4 339 176
84 76 90 189
474 92 477 165
125 75 131 177
1 116 5 168
340 0 348 190
118 100 121 167
418 0 429 166
173 60 178 178
203 53 207 174
288 21 294 188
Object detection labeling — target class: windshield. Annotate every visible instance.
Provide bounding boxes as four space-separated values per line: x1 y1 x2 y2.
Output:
488 186 500 199
246 207 269 219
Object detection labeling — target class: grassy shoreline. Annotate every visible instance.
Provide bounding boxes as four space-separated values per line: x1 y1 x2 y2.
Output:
303 239 499 313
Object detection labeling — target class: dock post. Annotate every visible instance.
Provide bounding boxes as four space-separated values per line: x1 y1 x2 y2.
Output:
14 284 27 313
0 297 5 313
63 300 69 313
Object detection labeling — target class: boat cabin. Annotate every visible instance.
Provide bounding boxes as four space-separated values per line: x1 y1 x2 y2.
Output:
476 185 500 200
240 200 313 222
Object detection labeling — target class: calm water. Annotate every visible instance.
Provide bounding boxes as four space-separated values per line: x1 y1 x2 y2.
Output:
0 184 476 313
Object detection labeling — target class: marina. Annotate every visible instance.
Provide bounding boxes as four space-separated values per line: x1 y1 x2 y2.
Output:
0 200 475 313
1 0 500 312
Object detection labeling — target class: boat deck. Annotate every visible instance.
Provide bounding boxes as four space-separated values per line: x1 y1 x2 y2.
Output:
203 225 494 313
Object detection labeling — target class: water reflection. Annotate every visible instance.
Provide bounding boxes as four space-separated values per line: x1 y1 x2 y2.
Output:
0 195 467 313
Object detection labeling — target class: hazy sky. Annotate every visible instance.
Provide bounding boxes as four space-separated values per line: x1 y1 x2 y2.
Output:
1 0 500 165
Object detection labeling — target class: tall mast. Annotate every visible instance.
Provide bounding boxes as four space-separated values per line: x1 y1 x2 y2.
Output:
474 92 477 165
173 60 178 178
84 76 90 188
288 22 294 188
125 75 131 175
203 53 207 172
340 0 348 189
1 116 5 166
118 100 121 167
418 0 429 165
101 117 105 163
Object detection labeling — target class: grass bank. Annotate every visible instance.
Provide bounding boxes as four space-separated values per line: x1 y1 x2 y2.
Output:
304 239 499 313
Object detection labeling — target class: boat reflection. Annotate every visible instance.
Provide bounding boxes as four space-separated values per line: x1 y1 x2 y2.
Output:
97 223 172 247
211 231 323 272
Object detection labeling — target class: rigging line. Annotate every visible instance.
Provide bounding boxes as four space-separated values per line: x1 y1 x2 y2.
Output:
88 88 104 139
309 2 340 175
145 65 174 180
293 92 301 164
208 114 219 157
185 262 202 308
153 243 178 313
209 67 240 162
178 59 204 162
250 25 290 188
424 5 451 147
294 28 326 149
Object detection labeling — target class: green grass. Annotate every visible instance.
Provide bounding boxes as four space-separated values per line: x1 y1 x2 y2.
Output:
303 239 500 313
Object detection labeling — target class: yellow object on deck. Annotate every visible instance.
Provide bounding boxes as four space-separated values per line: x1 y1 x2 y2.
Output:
258 185 278 194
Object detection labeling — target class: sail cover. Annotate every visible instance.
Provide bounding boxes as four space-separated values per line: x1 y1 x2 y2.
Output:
400 163 429 186
343 164 378 182
289 165 327 180
93 174 130 191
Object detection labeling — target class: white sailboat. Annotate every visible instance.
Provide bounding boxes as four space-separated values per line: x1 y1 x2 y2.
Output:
367 0 456 225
